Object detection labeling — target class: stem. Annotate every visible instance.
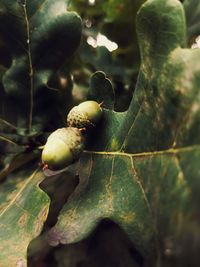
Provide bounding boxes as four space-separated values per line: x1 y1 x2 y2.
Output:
0 135 19 146
0 118 17 130
22 1 34 133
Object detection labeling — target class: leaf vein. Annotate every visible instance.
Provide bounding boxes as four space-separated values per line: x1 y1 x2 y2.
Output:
84 144 200 158
119 97 145 151
0 168 39 218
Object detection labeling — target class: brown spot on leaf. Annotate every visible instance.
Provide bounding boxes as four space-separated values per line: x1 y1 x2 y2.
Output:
18 213 28 227
178 171 184 182
117 4 124 13
38 205 49 221
34 205 49 235
120 212 135 224
33 219 43 236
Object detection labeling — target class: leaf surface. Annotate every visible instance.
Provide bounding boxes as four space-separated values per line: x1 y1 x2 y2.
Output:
48 0 200 260
0 167 49 267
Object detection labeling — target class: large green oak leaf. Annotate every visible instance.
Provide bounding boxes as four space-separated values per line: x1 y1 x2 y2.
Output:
46 0 200 263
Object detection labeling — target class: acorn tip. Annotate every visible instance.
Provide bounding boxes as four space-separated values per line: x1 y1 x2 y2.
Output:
43 164 49 171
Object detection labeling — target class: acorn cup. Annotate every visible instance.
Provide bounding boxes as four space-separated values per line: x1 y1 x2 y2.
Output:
42 127 84 171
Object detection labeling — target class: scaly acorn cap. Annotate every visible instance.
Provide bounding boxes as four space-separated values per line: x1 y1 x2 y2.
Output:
42 127 84 170
67 100 102 129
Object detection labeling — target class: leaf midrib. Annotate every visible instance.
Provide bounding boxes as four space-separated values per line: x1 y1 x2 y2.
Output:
84 144 200 158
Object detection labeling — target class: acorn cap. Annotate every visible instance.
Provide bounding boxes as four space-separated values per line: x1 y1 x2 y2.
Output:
67 100 102 128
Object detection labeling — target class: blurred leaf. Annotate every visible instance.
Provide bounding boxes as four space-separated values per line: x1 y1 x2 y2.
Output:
0 167 49 267
103 0 145 23
70 0 145 107
0 151 37 181
183 0 200 40
0 0 82 133
48 0 200 264
88 71 115 109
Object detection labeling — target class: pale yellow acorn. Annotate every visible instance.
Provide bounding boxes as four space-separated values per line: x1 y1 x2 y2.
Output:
42 127 84 170
67 100 102 129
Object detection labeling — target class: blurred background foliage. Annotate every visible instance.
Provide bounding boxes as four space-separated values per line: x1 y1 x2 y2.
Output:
67 0 146 112
66 0 200 112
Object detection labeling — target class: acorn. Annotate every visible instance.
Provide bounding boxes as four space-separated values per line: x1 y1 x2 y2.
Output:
67 100 102 129
42 127 84 170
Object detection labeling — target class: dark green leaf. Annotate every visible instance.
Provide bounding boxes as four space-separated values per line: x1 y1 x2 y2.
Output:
183 0 200 40
0 167 49 267
88 71 115 110
48 0 200 262
0 0 82 133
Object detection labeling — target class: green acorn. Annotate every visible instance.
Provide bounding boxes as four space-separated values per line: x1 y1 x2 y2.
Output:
42 127 84 170
67 100 102 129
